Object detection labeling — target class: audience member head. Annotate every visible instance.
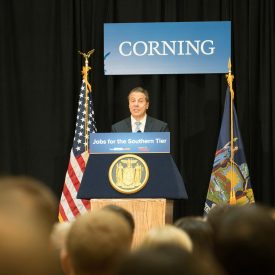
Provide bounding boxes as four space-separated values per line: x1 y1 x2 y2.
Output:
50 221 73 275
140 225 193 252
174 216 214 255
270 207 275 220
62 209 132 275
102 204 135 236
215 204 275 275
0 176 61 274
206 203 232 235
116 243 224 275
0 206 61 275
0 175 58 233
50 221 72 251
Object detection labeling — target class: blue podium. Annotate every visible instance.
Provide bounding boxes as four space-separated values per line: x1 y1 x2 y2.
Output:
78 132 187 199
77 132 187 247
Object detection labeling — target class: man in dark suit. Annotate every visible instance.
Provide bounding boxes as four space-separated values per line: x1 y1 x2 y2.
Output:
112 87 169 132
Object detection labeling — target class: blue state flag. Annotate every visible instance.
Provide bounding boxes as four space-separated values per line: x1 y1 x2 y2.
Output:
204 87 255 215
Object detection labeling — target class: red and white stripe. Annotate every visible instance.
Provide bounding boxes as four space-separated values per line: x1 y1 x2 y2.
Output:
58 151 90 221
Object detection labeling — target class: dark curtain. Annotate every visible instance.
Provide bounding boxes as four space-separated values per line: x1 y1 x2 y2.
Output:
0 0 274 218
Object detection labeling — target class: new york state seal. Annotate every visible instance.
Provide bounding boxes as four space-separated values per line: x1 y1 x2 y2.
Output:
108 154 149 194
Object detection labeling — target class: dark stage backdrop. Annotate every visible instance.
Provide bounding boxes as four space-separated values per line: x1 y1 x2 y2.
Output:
0 0 274 218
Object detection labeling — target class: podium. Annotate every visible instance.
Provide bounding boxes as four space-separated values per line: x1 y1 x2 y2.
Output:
90 198 173 248
77 132 187 247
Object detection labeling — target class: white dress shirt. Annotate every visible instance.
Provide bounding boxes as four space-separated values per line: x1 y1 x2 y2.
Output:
131 115 147 132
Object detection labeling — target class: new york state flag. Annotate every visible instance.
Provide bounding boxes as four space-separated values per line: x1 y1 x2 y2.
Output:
204 87 255 215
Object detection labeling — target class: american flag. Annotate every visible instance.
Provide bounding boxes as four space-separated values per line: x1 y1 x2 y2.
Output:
58 79 96 221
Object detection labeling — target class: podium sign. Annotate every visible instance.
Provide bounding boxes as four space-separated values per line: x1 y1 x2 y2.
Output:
90 132 170 154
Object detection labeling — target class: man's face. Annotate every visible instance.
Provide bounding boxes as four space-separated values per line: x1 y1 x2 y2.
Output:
128 92 149 120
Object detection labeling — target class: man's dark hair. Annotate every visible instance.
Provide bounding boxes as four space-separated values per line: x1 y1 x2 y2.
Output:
128 87 149 102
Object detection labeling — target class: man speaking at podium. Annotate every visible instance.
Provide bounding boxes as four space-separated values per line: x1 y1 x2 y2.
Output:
111 87 169 133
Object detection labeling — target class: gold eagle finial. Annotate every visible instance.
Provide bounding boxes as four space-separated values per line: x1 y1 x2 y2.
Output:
78 49 95 92
78 49 95 61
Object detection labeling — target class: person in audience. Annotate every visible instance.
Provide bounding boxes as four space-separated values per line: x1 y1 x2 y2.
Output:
0 175 58 233
140 225 193 252
102 204 135 237
61 209 132 275
0 211 60 275
215 204 275 275
0 176 62 275
50 221 73 274
51 221 72 251
116 243 225 275
174 216 214 255
205 203 232 237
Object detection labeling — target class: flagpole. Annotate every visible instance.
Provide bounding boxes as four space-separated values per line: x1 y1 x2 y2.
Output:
78 49 95 152
226 58 236 204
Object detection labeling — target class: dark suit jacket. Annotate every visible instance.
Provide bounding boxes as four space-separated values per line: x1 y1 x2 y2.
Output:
111 116 169 132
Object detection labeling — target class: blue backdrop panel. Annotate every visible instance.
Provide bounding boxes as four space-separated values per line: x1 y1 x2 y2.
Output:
104 21 231 75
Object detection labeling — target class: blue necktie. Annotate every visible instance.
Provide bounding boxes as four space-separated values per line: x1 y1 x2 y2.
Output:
135 121 142 132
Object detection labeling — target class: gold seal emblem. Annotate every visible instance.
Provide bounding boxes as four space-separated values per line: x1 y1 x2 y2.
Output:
108 154 149 194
